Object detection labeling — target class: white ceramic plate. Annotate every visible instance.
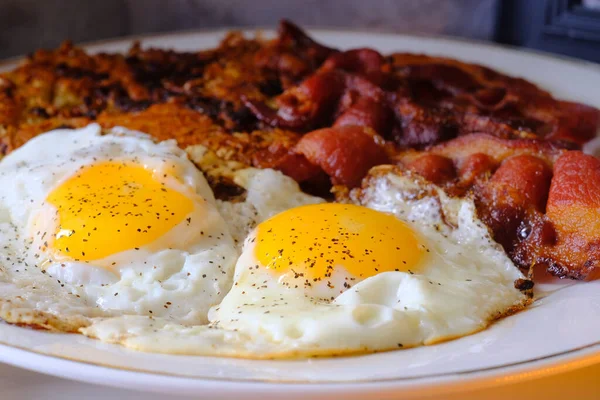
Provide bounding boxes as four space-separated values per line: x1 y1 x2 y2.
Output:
1 28 600 400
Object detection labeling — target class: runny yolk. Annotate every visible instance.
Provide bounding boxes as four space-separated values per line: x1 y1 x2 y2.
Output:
46 161 194 262
254 203 425 282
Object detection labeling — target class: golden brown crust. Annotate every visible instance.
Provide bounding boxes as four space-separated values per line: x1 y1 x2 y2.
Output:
0 300 90 333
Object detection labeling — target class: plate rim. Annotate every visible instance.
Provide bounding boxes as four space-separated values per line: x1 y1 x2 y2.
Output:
1 338 600 397
1 27 600 395
2 332 600 383
2 25 600 73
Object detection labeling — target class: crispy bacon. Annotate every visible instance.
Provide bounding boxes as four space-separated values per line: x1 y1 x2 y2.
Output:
393 133 565 195
397 133 566 165
406 154 456 185
391 95 458 147
546 101 600 144
245 50 392 132
254 20 337 86
334 96 393 135
251 144 323 183
242 70 346 129
295 125 389 188
457 153 496 186
321 48 389 86
475 155 553 258
492 155 552 212
544 152 600 280
388 53 600 147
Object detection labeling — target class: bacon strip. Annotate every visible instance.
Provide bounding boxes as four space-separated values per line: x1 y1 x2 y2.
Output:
321 48 388 86
295 125 389 188
543 151 600 280
406 154 456 185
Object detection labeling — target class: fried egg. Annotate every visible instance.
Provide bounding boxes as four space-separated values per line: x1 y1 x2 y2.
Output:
0 124 238 329
215 168 326 248
83 166 531 358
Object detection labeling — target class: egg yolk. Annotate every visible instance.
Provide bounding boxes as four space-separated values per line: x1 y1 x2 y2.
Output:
254 204 425 282
45 161 194 262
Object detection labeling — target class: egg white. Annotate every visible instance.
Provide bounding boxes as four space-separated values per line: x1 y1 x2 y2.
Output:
0 124 238 327
215 168 325 248
82 166 531 358
0 123 530 357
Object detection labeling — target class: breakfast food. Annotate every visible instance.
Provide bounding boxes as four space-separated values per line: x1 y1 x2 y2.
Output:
0 20 597 357
1 20 598 282
0 124 240 330
82 168 530 357
0 124 324 333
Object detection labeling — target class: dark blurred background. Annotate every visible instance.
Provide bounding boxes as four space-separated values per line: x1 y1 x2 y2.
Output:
1 0 600 62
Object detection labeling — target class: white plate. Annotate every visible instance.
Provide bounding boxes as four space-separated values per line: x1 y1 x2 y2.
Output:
1 28 600 399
